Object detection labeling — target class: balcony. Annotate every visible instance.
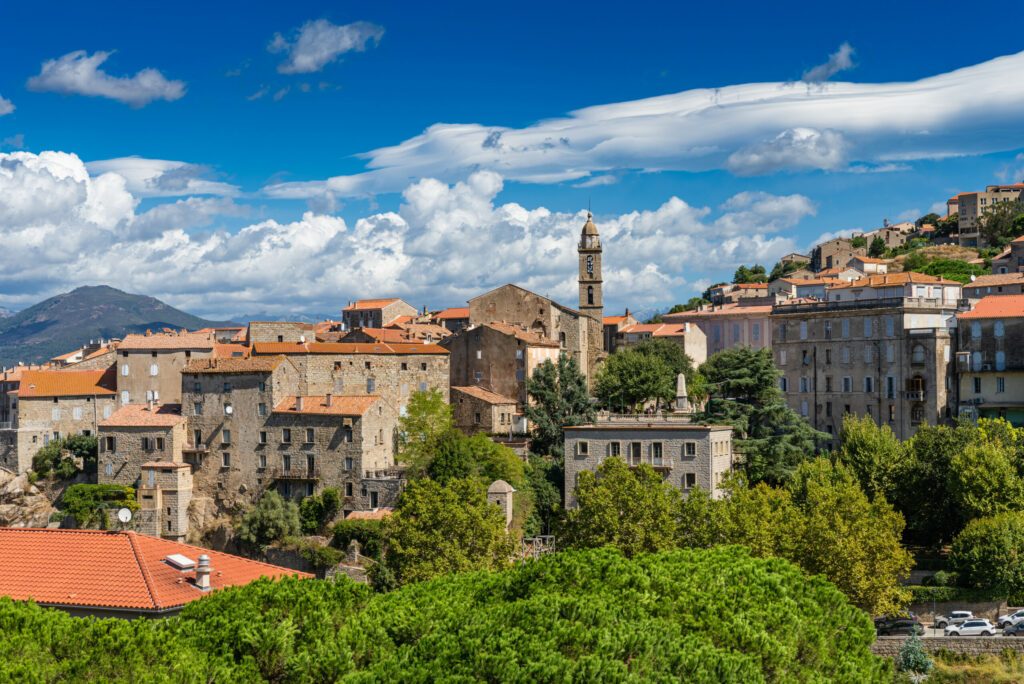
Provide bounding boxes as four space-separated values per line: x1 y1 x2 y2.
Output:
904 390 925 402
269 467 320 481
0 421 15 430
182 444 208 454
773 296 955 315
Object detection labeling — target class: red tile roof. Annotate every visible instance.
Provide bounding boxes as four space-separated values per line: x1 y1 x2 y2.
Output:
0 529 309 613
183 356 286 374
452 386 518 405
603 315 628 325
663 303 774 320
829 272 960 289
0 365 47 384
434 307 469 320
100 403 185 428
273 395 379 416
342 298 402 311
959 294 1024 320
735 282 768 289
484 322 561 347
212 343 249 359
251 341 449 356
17 368 117 398
345 508 394 521
119 332 215 351
342 327 413 344
963 273 1024 289
851 256 888 264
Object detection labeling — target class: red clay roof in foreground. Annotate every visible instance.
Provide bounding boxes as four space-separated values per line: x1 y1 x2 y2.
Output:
0 529 309 612
959 294 1024 320
17 368 117 398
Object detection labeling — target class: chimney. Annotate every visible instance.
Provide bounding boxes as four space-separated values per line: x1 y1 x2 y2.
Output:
147 399 155 412
325 393 333 407
295 396 304 411
195 554 212 590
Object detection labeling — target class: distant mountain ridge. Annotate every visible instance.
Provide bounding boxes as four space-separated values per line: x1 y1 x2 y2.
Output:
0 286 232 368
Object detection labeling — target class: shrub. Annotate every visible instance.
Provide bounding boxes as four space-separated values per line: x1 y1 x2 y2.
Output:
60 484 136 529
32 435 98 479
950 512 1024 595
332 518 384 558
895 634 933 675
298 488 341 534
237 491 300 552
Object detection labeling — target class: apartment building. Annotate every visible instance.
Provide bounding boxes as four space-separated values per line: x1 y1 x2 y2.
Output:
662 301 773 362
773 273 962 442
956 294 1024 426
963 273 1024 300
613 322 707 364
955 184 1024 247
116 332 217 406
563 414 734 507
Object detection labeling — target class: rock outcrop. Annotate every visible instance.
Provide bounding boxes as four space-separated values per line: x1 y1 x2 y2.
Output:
0 471 58 527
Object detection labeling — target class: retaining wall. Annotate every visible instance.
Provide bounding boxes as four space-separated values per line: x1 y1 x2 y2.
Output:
872 636 1024 658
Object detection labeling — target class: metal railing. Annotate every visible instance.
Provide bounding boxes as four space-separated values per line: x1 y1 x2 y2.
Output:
773 296 958 314
268 467 321 480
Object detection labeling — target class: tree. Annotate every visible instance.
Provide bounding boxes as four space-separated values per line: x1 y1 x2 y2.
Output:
979 199 1024 247
834 414 907 501
594 349 674 412
237 491 301 552
396 389 453 477
60 484 137 529
379 478 514 585
916 212 941 228
675 484 725 549
298 488 341 534
949 441 1024 521
424 430 524 487
950 512 1024 596
32 435 97 479
868 235 886 257
525 354 594 460
563 458 680 558
718 477 802 559
850 235 868 248
918 257 988 284
732 264 768 284
895 634 933 676
699 347 824 484
523 455 562 536
769 259 808 281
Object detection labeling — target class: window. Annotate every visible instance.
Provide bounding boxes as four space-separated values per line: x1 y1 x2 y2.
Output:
193 381 201 393
610 442 621 457
72 406 82 421
475 350 482 360
799 321 808 340
912 345 925 364
474 412 481 425
888 405 895 423
684 473 696 489
732 323 741 342
684 442 696 457
972 351 983 371
103 405 112 419
864 318 873 337
825 349 832 364
652 442 663 466
193 429 202 446
283 454 292 471
345 482 353 497
305 428 315 443
825 376 833 392
421 362 427 371
825 401 832 417
104 462 113 477
971 321 982 338
885 317 895 337
779 350 787 366
629 442 642 466
370 491 379 508
974 377 982 394
864 377 874 393
418 382 428 392
799 377 809 393
343 426 353 443
367 378 376 393
222 382 232 393
259 431 267 444
283 428 292 444
257 403 267 417
307 454 315 472
222 429 231 445
345 457 354 471
559 332 567 348
886 376 896 399
141 437 152 451
997 351 1006 371
121 364 129 376
841 318 850 338
121 390 130 405
222 452 231 468
823 321 832 339
996 320 1005 338
156 437 164 450
864 345 873 364
223 402 232 416
752 323 760 342
51 407 61 421
841 346 850 364
281 482 291 497
779 377 788 392
515 349 524 360
587 285 594 305
997 377 1006 393
103 436 115 451
401 362 408 371
258 381 266 392
800 400 808 417
193 401 204 416
886 344 895 363
150 363 159 377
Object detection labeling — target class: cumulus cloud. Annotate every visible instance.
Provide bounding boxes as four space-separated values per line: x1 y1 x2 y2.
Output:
85 157 239 197
269 19 384 74
0 94 13 116
0 151 813 319
802 42 855 83
573 175 618 188
265 50 1024 198
27 51 185 107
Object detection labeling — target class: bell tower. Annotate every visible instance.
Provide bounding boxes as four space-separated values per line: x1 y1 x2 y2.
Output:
578 212 603 318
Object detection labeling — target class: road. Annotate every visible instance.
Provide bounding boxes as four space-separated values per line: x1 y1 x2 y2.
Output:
920 626 1009 638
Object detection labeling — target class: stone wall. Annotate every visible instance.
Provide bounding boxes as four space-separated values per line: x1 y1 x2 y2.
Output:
872 636 1024 658
248 322 312 344
907 600 1009 624
98 422 185 486
118 349 213 405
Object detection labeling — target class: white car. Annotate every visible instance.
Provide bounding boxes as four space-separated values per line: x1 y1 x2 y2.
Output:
997 609 1024 628
945 619 996 637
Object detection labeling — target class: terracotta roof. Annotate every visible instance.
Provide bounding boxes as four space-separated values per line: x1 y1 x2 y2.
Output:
183 356 285 374
17 368 116 398
83 345 117 361
251 341 449 356
0 365 47 384
964 273 1024 289
434 307 469 320
959 294 1024 320
342 327 412 344
212 343 249 359
948 196 960 203
119 332 215 351
452 385 518 405
273 395 379 416
140 461 190 469
735 282 768 289
778 277 831 285
50 349 83 362
1014 236 1024 244
343 298 402 311
388 315 416 326
817 266 862 277
663 303 774 320
391 323 451 338
345 508 394 521
0 529 308 613
851 256 888 264
620 323 684 336
484 322 561 347
603 315 628 325
100 403 184 428
829 272 960 289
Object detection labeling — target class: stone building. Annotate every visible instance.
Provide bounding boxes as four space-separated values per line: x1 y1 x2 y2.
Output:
810 237 867 272
443 322 560 406
0 368 118 473
848 256 890 275
246 321 316 344
342 298 418 330
963 273 1024 300
955 184 1024 247
662 302 773 363
956 294 1024 426
773 272 962 443
990 236 1024 274
706 282 769 306
116 332 217 406
602 311 638 353
98 403 187 487
451 385 522 435
49 340 119 369
431 307 470 333
136 461 193 541
563 414 735 507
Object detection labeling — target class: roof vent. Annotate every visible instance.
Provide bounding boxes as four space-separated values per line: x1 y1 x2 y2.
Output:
165 553 195 570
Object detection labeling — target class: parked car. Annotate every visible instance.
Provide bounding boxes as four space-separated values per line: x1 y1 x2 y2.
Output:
945 619 996 637
997 609 1024 628
1004 622 1024 637
874 615 924 636
933 610 974 629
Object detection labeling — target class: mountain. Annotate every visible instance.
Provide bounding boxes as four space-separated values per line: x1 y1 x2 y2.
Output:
0 307 14 319
0 286 232 368
235 312 334 325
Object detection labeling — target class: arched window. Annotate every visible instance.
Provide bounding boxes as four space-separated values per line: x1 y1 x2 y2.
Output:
911 344 926 364
587 285 594 305
559 332 567 348
995 320 1005 337
971 321 982 338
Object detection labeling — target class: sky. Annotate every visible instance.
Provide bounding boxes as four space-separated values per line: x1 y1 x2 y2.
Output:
2 0 1024 320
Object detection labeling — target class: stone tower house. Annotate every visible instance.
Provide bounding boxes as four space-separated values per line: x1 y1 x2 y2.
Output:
578 213 606 384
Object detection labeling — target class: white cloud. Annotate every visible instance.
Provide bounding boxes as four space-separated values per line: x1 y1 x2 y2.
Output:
0 151 814 319
269 19 384 74
802 42 855 83
85 157 239 197
895 208 921 222
264 50 1024 198
929 200 950 215
573 175 618 188
1 133 24 149
0 94 13 116
26 51 185 107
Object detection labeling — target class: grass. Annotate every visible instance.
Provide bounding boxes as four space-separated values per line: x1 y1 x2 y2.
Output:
926 650 1024 683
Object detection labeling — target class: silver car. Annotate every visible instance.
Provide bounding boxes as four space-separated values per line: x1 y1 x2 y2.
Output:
933 610 973 628
997 609 1024 628
945 619 996 637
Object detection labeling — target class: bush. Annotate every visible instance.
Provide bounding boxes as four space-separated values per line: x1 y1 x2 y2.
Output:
60 484 136 529
298 488 341 534
331 518 384 558
950 512 1024 596
907 585 1006 604
895 634 933 675
282 537 344 573
32 435 98 479
237 491 300 552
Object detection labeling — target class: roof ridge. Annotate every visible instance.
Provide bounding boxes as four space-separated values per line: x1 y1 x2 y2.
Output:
126 531 162 610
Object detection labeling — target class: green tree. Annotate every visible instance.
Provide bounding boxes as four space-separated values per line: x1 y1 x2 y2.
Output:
32 435 97 479
979 199 1024 247
916 212 941 228
396 389 453 477
769 259 808 281
60 483 137 529
897 422 974 545
379 478 514 585
594 348 674 412
834 414 907 501
525 354 594 460
298 488 341 534
868 235 886 257
718 477 802 558
949 441 1024 521
950 512 1024 596
675 484 725 549
237 490 301 552
523 455 562 536
732 264 768 284
563 457 680 557
699 347 824 484
851 235 868 248
918 257 988 284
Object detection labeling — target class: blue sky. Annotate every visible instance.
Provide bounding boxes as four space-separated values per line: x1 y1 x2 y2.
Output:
1 0 1023 319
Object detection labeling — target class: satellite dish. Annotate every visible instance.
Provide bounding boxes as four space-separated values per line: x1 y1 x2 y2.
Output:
970 275 977 282
117 507 133 524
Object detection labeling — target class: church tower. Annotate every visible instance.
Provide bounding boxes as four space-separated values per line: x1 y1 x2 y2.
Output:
578 212 605 386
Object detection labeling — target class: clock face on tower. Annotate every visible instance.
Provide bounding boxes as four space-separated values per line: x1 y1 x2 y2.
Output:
586 255 594 276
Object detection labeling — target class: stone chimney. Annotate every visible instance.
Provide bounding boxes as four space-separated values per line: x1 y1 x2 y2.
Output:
295 396 304 411
195 554 212 590
325 393 333 408
346 539 361 563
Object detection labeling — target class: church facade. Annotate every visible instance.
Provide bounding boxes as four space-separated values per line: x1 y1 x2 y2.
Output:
467 213 606 386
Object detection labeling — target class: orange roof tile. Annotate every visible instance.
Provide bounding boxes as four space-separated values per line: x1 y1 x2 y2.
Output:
141 461 190 469
663 303 774 320
851 256 888 264
735 282 768 289
119 332 215 351
829 272 960 289
345 508 394 520
452 386 518 405
0 528 309 613
183 356 285 374
0 365 47 384
963 273 1024 289
342 298 402 311
273 395 379 416
1013 235 1024 243
603 315 627 325
388 315 416 326
484 322 561 347
17 368 116 398
342 327 413 343
434 307 469 320
251 341 449 356
959 294 1024 320
212 343 249 359
100 403 185 428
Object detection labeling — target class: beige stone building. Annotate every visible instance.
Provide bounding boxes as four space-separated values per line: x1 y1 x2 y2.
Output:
136 461 193 541
773 272 962 443
602 311 638 353
662 302 774 363
990 236 1024 274
98 403 187 486
563 414 735 507
955 184 1024 247
848 256 890 274
810 237 867 272
0 368 118 473
963 273 1024 300
956 294 1024 426
342 298 418 330
246 321 317 344
451 386 522 435
116 332 217 406
431 307 470 333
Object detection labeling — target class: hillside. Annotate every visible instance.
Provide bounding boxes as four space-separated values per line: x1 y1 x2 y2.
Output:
0 286 230 368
